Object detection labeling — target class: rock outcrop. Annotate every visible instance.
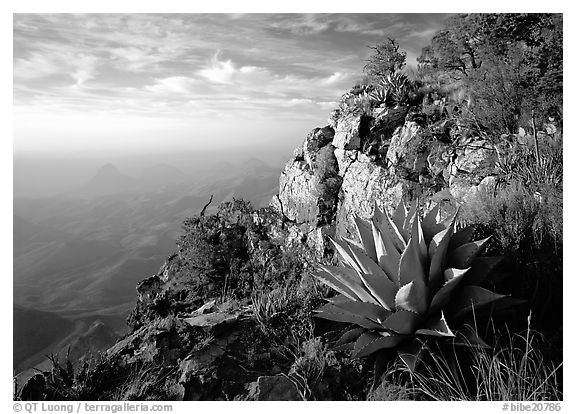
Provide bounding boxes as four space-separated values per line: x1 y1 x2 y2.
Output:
271 91 501 252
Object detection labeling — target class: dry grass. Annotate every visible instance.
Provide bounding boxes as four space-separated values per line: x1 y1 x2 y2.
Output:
390 317 562 401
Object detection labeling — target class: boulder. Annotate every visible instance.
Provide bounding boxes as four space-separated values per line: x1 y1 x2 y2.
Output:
387 121 429 177
183 312 239 336
332 113 364 150
247 375 302 401
135 275 163 304
452 138 497 178
372 106 408 131
273 161 319 223
448 138 498 201
301 126 334 167
335 158 411 238
273 134 342 234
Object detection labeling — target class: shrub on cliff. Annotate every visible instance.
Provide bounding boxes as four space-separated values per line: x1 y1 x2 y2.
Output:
418 13 562 134
363 38 407 84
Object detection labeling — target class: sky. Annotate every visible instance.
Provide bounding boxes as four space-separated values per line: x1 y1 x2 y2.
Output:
13 13 450 156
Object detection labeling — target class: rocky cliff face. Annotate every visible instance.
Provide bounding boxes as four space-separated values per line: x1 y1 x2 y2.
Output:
271 91 501 255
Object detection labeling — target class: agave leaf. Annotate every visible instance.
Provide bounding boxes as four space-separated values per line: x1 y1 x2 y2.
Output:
336 327 365 346
392 200 407 232
319 264 379 305
312 268 359 301
428 228 449 260
353 331 406 358
421 203 444 244
343 237 365 251
333 342 355 352
353 216 378 262
402 200 418 241
415 311 455 337
397 338 429 373
373 204 406 253
428 268 469 314
462 256 504 286
372 222 400 283
398 231 427 287
346 243 398 310
395 280 428 315
314 303 384 330
327 293 355 304
331 237 362 274
447 286 517 320
428 220 456 293
411 214 428 268
381 310 424 335
444 267 469 282
332 300 391 324
448 225 475 251
447 237 491 269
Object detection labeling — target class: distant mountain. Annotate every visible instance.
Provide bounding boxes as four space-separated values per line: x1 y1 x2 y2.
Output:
77 163 136 197
238 157 276 175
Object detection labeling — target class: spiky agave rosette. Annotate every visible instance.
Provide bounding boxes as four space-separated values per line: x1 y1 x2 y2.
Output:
313 201 517 372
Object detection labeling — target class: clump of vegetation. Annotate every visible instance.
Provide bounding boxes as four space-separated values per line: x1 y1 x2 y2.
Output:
390 318 562 401
312 201 518 376
418 14 562 135
314 145 342 226
363 38 407 83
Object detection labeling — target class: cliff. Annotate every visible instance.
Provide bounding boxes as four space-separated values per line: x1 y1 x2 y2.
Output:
271 90 500 256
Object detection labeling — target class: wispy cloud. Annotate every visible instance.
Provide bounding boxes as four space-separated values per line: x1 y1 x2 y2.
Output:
13 13 447 154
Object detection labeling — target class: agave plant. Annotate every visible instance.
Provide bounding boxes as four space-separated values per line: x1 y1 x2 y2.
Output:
313 201 517 372
368 86 393 108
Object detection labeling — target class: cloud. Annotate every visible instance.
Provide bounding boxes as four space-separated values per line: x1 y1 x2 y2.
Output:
71 55 100 86
144 76 198 95
14 51 62 79
196 52 238 84
13 13 447 153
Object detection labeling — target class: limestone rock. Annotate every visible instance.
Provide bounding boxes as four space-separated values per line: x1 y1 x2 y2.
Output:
333 113 364 150
136 275 163 304
335 158 411 238
333 148 358 174
188 300 217 317
273 131 342 235
453 138 497 177
387 121 428 177
274 161 319 223
183 312 238 336
302 126 334 167
247 375 302 401
448 138 498 201
372 106 408 131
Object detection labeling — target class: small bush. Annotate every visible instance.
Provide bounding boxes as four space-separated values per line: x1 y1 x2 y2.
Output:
462 178 561 256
